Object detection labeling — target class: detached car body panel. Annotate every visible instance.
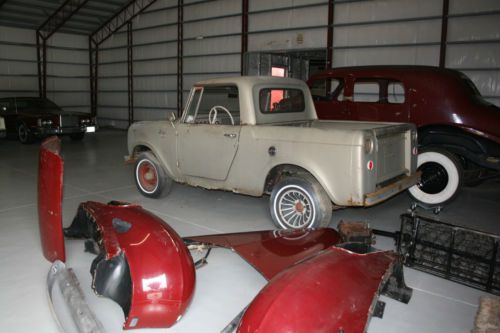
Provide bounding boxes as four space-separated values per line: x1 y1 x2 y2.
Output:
0 97 95 143
128 76 418 212
38 136 65 262
40 137 412 332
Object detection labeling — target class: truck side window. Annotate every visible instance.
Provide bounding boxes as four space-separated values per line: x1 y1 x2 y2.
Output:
353 81 380 102
310 78 344 101
387 81 405 104
184 86 239 125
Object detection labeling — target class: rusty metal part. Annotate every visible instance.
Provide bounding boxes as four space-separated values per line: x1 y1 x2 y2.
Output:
398 213 500 295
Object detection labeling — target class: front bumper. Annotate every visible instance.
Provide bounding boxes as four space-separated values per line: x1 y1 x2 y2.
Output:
364 172 421 206
33 125 96 136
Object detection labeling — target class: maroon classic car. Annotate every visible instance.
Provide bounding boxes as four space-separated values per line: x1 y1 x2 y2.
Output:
308 66 500 207
0 97 95 143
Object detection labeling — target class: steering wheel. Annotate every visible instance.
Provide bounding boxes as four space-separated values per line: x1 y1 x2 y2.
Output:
208 106 234 125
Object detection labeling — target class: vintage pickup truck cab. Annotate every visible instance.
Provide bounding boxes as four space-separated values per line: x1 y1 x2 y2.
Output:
128 76 419 229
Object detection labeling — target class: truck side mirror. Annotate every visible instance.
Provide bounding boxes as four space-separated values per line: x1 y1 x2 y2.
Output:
168 113 176 122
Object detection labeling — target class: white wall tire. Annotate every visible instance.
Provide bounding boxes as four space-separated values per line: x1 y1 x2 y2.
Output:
270 175 332 229
408 148 463 206
134 152 172 198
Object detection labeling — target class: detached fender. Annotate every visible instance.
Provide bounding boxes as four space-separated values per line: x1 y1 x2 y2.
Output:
238 247 404 333
38 136 65 262
65 201 196 330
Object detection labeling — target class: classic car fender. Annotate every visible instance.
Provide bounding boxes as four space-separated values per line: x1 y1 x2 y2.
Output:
237 247 402 333
64 201 196 329
185 228 342 280
38 136 65 262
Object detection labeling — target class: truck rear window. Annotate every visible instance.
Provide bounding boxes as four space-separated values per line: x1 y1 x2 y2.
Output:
259 88 305 113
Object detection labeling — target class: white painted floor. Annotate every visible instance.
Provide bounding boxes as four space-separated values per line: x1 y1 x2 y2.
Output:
0 129 499 333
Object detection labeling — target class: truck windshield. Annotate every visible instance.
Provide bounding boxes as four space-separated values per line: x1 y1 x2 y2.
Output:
259 88 305 113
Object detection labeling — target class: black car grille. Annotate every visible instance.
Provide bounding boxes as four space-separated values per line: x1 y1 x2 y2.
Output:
60 115 79 128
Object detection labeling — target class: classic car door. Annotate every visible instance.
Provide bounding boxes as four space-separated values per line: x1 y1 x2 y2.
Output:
309 77 350 120
176 85 241 181
348 79 410 123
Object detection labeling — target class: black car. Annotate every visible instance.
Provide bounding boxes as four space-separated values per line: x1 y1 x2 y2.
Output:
0 97 96 143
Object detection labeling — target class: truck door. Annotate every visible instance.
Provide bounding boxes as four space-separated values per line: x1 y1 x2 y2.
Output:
176 86 241 181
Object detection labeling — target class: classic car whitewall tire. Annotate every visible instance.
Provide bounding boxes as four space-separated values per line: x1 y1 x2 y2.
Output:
270 175 332 229
134 152 172 198
18 123 34 144
408 148 463 206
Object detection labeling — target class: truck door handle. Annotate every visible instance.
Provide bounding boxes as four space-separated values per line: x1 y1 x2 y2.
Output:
224 133 237 138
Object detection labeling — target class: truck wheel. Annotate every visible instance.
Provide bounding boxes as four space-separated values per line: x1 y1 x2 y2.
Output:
270 175 332 229
18 123 34 144
134 152 172 198
408 148 463 206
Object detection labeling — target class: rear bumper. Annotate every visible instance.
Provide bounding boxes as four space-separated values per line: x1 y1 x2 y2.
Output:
364 172 420 206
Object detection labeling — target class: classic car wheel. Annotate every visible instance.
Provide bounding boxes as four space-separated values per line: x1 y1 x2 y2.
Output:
270 175 332 229
17 123 34 144
134 152 172 198
70 132 85 141
408 148 463 206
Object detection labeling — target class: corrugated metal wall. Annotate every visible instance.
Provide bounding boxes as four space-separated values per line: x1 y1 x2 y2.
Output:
0 26 89 113
1 0 499 127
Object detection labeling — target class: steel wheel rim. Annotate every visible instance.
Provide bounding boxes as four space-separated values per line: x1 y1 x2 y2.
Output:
277 187 315 228
137 160 158 193
418 162 449 194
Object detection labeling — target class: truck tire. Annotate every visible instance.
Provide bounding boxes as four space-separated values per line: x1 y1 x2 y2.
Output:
134 152 172 198
270 174 332 229
408 148 463 206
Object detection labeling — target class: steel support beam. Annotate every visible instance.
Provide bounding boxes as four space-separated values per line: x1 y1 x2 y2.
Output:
177 0 183 117
90 0 157 46
127 22 134 126
439 0 449 68
241 0 248 75
36 0 90 99
89 0 158 117
89 38 98 117
326 0 334 69
36 31 47 99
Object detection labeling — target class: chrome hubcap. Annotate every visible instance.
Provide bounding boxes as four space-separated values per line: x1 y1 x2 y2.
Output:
277 188 313 228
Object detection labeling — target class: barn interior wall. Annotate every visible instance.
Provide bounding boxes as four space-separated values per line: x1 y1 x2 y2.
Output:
0 26 38 98
0 0 499 128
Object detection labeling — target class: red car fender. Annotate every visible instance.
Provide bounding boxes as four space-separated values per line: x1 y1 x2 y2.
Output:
237 246 397 333
38 136 65 262
66 201 196 329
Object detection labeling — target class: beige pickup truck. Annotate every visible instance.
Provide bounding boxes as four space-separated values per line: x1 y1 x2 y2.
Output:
127 76 419 229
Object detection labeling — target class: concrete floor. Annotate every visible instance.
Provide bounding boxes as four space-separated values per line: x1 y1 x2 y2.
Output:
0 129 499 333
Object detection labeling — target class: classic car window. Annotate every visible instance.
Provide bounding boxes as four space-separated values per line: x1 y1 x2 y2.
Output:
259 88 305 113
15 98 60 112
184 85 239 125
310 78 344 101
387 82 405 104
353 81 380 102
